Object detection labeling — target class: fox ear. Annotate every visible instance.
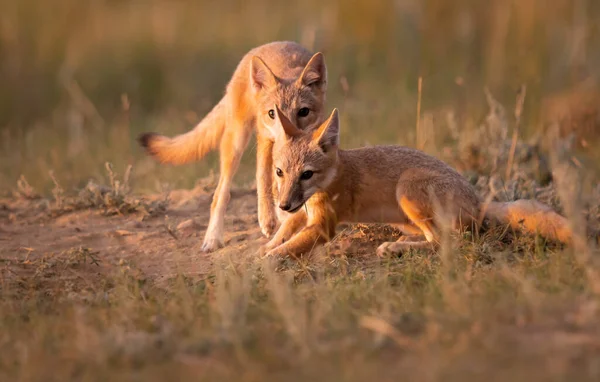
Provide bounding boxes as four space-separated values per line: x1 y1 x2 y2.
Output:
250 56 277 91
270 105 303 140
312 109 339 152
299 52 327 89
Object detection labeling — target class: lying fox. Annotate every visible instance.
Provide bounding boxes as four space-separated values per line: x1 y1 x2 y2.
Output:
262 106 573 258
138 41 328 252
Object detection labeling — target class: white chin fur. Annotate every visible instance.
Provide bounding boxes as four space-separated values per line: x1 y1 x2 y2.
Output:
276 208 290 222
262 120 276 140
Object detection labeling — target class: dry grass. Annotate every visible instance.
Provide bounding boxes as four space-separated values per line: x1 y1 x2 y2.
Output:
1 236 600 381
10 162 169 221
2 80 600 382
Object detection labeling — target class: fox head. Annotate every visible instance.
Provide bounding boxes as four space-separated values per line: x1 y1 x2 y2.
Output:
250 52 327 138
270 106 340 213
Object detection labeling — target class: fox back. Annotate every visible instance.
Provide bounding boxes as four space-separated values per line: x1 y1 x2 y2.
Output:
270 107 481 227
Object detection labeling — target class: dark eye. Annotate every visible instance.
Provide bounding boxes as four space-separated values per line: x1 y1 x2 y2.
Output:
276 168 283 177
297 108 310 117
268 109 275 119
300 170 313 180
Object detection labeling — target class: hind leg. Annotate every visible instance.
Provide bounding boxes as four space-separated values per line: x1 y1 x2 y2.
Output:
389 223 428 242
377 196 438 256
202 118 252 252
377 168 480 257
377 175 478 257
377 240 434 257
376 170 446 257
391 223 424 237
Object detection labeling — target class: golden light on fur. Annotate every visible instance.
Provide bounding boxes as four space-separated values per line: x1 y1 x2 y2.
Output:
264 109 573 258
137 41 328 252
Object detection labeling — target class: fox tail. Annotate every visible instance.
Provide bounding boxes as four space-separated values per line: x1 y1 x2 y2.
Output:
138 98 227 165
485 199 572 243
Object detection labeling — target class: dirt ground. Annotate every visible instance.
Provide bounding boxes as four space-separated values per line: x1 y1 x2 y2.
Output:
0 186 258 283
0 184 402 288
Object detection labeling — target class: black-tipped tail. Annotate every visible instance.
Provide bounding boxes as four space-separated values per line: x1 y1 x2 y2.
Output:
136 97 227 165
138 132 159 150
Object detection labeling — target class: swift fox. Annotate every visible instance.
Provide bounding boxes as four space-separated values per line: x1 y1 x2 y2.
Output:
262 106 573 258
138 41 328 252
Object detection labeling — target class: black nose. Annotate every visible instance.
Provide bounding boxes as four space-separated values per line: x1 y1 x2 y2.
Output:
279 203 291 211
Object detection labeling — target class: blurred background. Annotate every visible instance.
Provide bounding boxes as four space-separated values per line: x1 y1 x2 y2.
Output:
1 0 599 193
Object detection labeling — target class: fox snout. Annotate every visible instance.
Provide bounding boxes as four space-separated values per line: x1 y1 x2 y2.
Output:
277 185 304 213
278 195 302 212
279 202 292 211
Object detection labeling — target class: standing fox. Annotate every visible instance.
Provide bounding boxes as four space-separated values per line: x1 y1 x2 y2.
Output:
138 41 328 252
262 106 573 258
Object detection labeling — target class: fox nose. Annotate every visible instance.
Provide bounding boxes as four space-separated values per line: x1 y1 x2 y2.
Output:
279 203 291 211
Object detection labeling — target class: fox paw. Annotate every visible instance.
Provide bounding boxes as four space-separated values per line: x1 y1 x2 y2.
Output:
258 244 286 258
264 248 284 258
377 240 433 257
376 242 402 257
201 236 224 253
259 215 278 238
259 246 274 258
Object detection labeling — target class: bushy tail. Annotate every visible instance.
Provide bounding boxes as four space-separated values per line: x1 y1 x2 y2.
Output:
138 98 227 165
485 200 572 244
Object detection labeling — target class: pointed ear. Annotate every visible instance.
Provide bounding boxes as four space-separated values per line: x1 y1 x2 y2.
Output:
298 52 327 88
250 56 277 91
269 105 304 140
312 109 339 152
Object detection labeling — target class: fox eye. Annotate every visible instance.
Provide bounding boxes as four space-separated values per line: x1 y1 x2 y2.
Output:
300 170 314 180
297 108 310 117
276 168 283 177
268 109 275 119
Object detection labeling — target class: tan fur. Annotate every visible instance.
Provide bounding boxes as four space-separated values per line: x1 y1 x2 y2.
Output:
138 41 328 252
485 200 572 243
263 108 573 258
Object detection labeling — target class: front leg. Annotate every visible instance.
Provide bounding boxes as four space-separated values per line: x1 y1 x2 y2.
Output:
256 135 278 238
263 210 307 252
265 225 329 258
265 192 337 258
202 118 252 252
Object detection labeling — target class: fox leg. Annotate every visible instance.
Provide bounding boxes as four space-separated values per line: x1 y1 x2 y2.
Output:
397 234 428 242
376 239 434 257
390 223 426 241
261 210 307 254
201 117 252 252
264 192 336 258
264 225 328 258
256 134 279 238
398 196 439 243
377 195 439 257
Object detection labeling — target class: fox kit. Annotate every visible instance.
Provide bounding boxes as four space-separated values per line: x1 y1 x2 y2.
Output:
138 41 327 252
262 107 573 258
